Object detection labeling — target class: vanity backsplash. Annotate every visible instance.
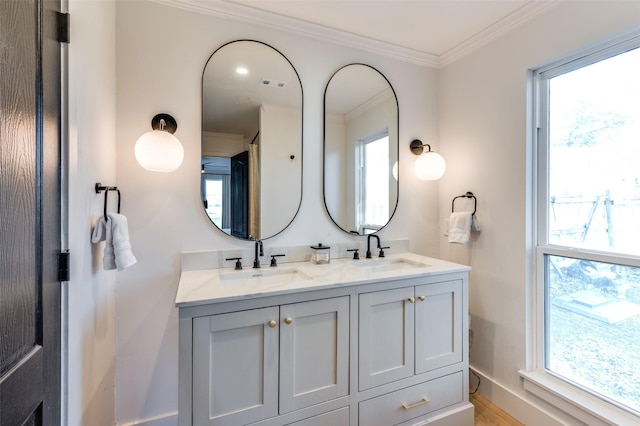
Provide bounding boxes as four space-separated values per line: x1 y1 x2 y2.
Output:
181 238 411 271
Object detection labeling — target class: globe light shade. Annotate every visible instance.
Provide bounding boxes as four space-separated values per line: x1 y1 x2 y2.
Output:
135 129 184 172
414 151 446 181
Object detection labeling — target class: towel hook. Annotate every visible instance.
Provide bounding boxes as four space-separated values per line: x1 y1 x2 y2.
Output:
95 182 121 219
452 191 476 215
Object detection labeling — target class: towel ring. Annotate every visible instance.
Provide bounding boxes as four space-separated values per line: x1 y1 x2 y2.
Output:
95 182 121 219
452 191 476 215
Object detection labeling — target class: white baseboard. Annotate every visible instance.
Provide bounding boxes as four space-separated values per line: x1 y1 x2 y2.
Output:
470 367 568 425
118 412 178 426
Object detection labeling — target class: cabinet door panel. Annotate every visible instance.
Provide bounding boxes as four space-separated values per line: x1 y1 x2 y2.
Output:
193 307 279 426
359 287 415 390
280 297 350 413
415 281 462 374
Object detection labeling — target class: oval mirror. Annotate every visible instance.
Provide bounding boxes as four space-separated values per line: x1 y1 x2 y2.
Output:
323 64 399 235
202 40 303 240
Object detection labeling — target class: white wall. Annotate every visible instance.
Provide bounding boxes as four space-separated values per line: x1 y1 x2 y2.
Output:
324 113 347 225
439 2 640 424
201 132 244 157
114 1 439 423
259 104 302 238
67 0 116 425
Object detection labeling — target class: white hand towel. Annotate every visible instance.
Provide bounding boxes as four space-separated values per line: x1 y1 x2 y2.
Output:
108 213 137 271
91 216 117 270
471 214 481 232
448 212 473 244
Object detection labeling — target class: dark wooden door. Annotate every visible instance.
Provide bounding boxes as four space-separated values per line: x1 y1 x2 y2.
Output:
0 0 62 425
230 150 249 239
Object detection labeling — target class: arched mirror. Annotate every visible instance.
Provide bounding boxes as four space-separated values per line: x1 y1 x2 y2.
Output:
202 40 303 240
323 64 398 235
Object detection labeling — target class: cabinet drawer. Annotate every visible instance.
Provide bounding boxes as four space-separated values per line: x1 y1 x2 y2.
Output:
359 371 463 425
284 407 349 426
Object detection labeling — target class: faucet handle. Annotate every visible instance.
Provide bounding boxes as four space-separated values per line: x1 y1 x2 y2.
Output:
347 248 360 260
225 257 243 270
378 246 390 258
270 254 285 267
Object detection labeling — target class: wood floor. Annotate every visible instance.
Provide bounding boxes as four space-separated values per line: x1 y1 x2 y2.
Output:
471 393 525 426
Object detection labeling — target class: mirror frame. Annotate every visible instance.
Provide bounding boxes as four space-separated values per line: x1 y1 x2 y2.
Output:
322 63 399 235
201 40 304 241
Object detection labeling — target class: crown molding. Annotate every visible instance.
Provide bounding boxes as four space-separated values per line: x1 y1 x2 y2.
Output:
346 89 394 123
150 0 440 67
150 0 558 69
439 1 560 67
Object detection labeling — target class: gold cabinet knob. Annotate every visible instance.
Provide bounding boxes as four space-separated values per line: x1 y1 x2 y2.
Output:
418 296 425 302
407 297 415 303
268 320 277 328
284 317 293 325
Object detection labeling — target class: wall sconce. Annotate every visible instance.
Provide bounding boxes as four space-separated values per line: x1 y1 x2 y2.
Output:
410 139 446 180
134 113 184 172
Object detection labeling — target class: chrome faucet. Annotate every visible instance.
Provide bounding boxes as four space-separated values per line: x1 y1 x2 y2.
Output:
366 234 380 259
253 240 263 269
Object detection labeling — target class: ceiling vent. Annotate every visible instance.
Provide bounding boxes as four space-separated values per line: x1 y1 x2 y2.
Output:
259 78 287 89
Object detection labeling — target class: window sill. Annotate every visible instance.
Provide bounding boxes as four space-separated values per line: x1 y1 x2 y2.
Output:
519 370 640 426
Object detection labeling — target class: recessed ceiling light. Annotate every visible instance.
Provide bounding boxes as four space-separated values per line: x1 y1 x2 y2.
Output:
236 67 248 75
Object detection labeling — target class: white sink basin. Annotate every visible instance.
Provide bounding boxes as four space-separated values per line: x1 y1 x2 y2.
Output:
348 258 429 273
219 267 312 289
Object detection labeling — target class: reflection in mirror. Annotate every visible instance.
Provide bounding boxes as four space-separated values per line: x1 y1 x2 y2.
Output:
202 40 302 240
324 64 398 235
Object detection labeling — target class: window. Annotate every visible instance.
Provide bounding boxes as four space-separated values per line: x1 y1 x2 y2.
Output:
203 176 226 229
202 156 231 233
535 40 640 417
356 130 389 234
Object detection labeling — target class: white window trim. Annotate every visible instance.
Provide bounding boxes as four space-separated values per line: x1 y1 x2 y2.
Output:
519 370 640 426
525 29 640 425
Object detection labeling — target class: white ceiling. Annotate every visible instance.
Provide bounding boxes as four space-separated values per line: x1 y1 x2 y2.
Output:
156 0 557 67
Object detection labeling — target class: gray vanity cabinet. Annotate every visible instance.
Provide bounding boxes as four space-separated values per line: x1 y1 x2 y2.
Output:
415 281 463 374
358 286 416 390
359 280 463 390
279 297 350 413
358 279 465 425
179 265 473 426
191 297 350 426
193 307 279 426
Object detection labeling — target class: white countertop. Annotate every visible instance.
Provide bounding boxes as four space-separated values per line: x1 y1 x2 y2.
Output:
175 252 470 308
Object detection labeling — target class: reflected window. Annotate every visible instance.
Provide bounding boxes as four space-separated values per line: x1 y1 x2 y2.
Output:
202 157 231 233
357 129 389 234
204 178 224 228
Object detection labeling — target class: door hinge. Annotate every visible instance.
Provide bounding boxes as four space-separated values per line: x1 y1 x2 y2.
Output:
57 12 70 44
57 250 70 282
